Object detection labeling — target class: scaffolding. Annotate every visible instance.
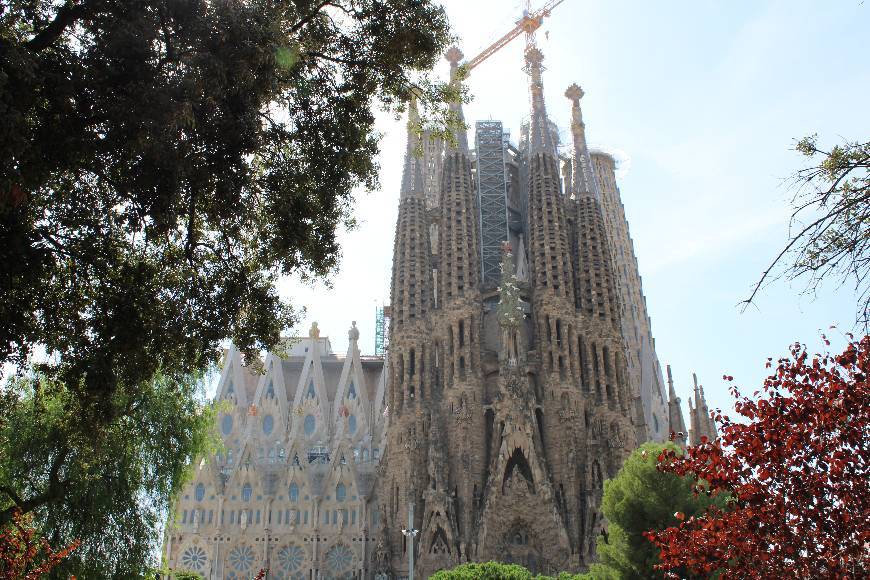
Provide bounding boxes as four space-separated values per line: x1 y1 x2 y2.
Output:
374 305 390 356
476 121 510 288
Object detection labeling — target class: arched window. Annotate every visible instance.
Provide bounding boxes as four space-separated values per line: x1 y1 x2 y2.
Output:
221 414 233 435
303 415 315 436
242 483 252 502
265 381 275 397
336 483 346 502
348 414 357 434
195 483 205 502
262 414 274 435
653 413 660 433
289 483 299 503
306 380 316 399
348 382 357 399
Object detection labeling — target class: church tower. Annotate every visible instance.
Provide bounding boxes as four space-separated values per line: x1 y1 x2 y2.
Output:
377 45 642 577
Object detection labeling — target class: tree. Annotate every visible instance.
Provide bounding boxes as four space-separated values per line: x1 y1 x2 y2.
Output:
744 137 870 327
0 510 78 579
592 442 723 580
645 336 870 579
429 561 589 580
1 0 452 573
0 371 218 577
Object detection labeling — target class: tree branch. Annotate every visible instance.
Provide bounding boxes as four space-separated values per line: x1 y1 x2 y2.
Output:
26 2 94 52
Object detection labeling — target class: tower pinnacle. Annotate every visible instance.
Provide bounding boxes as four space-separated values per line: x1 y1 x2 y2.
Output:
566 83 598 198
400 95 425 199
445 46 469 153
525 47 556 157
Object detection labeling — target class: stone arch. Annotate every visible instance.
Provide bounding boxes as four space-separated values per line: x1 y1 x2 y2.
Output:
502 448 534 494
429 525 451 554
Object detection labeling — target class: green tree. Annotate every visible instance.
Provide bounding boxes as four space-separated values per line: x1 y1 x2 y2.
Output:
429 561 590 580
591 442 723 579
0 371 218 577
0 0 453 575
744 137 869 326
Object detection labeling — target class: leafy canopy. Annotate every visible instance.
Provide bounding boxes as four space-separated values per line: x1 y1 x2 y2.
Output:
592 442 723 580
646 336 870 579
0 0 453 574
744 137 870 327
0 371 219 577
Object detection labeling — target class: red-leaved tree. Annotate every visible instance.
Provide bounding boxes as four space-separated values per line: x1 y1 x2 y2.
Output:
645 335 870 579
0 510 79 579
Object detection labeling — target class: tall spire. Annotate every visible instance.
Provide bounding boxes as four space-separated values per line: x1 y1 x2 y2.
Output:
524 47 556 157
444 47 469 154
666 364 688 447
565 83 599 198
400 94 425 199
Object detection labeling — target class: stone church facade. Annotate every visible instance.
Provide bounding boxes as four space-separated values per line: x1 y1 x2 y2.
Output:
374 47 680 578
164 44 693 579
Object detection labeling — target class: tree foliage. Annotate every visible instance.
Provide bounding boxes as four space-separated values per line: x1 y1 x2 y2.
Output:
646 336 870 578
429 561 589 580
0 371 218 577
0 0 453 573
0 510 78 579
745 137 870 327
593 442 723 580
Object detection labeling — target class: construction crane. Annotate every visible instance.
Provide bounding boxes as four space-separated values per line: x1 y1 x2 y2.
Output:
463 0 567 73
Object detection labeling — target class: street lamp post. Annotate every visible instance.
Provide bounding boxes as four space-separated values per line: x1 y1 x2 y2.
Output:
401 500 419 580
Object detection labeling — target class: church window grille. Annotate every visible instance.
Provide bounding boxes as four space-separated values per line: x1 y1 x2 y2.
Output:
278 545 305 573
263 414 274 435
348 381 356 399
227 545 255 573
290 483 299 502
221 415 233 435
336 483 347 502
195 483 205 502
303 415 316 436
242 484 252 502
180 546 208 572
325 544 354 574
348 414 357 434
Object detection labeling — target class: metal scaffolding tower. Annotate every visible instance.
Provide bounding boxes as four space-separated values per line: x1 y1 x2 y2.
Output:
476 121 510 288
374 305 390 356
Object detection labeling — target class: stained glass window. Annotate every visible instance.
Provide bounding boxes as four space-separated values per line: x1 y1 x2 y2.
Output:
289 483 299 502
348 414 357 434
242 484 252 502
278 544 305 572
180 545 208 571
325 544 354 574
227 545 255 572
195 483 205 502
304 415 315 436
221 414 233 435
348 382 356 399
336 483 346 502
263 414 274 435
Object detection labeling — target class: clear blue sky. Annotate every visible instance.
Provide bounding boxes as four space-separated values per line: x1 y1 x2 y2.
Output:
279 0 869 419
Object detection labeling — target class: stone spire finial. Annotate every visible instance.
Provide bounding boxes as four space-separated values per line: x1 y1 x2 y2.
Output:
566 83 598 197
309 321 320 339
525 47 556 157
666 364 677 399
444 47 469 153
348 320 359 342
400 94 425 199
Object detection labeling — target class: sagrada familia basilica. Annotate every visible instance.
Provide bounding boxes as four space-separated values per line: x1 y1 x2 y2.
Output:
163 42 718 580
